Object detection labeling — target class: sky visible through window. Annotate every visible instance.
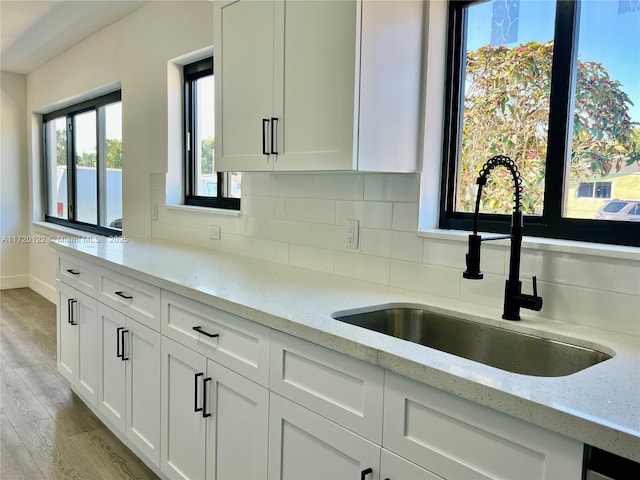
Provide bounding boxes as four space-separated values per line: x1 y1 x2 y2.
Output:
467 0 639 123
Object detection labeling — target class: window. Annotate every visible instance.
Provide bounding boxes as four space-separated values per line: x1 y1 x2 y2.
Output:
576 182 612 199
44 91 122 235
184 57 240 209
440 0 639 246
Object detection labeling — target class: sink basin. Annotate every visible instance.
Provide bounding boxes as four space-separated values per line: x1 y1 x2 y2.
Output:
332 306 612 377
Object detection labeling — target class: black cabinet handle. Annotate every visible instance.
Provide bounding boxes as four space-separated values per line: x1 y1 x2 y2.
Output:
262 118 270 156
121 330 129 361
68 299 77 325
203 377 212 418
116 327 124 358
115 291 133 300
194 372 203 413
66 269 80 275
192 326 220 338
270 117 279 155
361 468 373 480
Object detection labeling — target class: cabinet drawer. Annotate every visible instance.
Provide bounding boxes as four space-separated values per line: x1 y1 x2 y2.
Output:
383 372 583 480
161 291 270 387
98 269 160 331
270 330 383 444
58 255 98 295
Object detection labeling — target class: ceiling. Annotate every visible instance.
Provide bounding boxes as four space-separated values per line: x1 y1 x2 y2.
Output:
0 0 150 74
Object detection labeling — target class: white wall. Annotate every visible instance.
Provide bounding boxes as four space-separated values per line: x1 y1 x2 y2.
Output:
26 0 213 300
1 71 30 289
23 0 639 337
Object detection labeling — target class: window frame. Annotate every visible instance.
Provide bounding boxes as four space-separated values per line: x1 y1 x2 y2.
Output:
183 57 240 210
439 0 639 247
43 91 122 237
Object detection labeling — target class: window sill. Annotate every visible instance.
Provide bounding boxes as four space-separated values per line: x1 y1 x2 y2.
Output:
418 229 640 261
32 221 99 239
164 204 241 217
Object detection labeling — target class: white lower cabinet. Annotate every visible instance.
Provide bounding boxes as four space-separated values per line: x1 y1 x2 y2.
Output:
98 303 161 465
57 280 98 406
56 253 587 480
383 372 583 480
268 393 380 480
160 336 269 480
380 449 443 480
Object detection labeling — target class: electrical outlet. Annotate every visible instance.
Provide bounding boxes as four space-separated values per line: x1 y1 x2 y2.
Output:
345 219 359 250
151 202 158 220
209 226 221 241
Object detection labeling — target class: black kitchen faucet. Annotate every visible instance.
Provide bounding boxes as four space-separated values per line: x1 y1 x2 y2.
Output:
462 155 543 321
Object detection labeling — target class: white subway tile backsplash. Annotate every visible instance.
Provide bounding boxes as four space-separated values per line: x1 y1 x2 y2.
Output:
547 253 616 291
289 198 336 224
216 233 251 256
250 173 275 196
360 228 392 257
309 224 344 251
554 284 640 336
363 173 419 202
335 201 393 229
391 203 418 231
390 260 461 298
334 252 390 285
422 238 506 274
459 272 505 308
272 174 313 198
270 219 311 245
241 216 270 239
312 174 364 200
153 172 639 335
289 245 335 273
250 238 289 265
390 231 423 262
614 259 640 295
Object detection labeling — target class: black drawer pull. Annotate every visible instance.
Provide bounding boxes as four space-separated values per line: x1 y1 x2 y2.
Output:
115 291 133 300
194 372 203 413
68 299 78 325
121 330 129 361
116 327 124 358
203 377 212 418
361 468 373 480
192 326 219 338
66 269 80 275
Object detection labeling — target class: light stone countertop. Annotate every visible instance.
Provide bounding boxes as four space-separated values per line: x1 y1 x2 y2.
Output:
51 238 640 462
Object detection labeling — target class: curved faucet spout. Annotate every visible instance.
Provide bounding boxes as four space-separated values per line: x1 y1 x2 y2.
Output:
462 155 542 321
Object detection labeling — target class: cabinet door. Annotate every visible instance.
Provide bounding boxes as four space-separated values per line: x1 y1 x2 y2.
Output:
57 281 79 384
161 337 208 480
380 450 443 480
98 303 126 432
268 393 380 480
205 360 268 480
272 0 358 171
126 318 161 465
75 290 98 406
215 0 276 171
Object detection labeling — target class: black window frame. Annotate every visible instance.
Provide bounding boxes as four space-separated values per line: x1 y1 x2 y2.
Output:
439 0 639 247
184 57 240 210
43 90 122 237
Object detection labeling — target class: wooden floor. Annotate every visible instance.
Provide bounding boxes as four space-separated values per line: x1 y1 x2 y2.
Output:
1 288 159 480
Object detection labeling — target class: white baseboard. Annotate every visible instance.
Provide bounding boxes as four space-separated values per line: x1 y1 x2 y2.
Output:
0 275 29 290
29 276 56 303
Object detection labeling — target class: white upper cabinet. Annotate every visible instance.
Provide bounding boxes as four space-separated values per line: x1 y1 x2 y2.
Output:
214 0 423 172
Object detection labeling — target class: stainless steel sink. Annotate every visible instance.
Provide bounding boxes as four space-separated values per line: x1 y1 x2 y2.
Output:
332 306 612 377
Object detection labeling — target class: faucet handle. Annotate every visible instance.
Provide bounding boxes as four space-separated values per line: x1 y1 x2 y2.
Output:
532 275 538 297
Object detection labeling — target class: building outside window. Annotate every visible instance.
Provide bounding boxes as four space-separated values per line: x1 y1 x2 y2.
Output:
184 57 240 209
43 91 122 235
440 0 639 246
576 182 612 199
